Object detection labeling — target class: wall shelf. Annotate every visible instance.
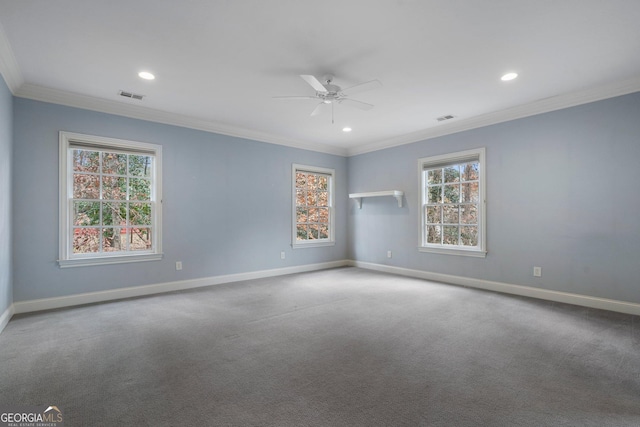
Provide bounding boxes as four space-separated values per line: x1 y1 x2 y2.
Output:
349 190 404 208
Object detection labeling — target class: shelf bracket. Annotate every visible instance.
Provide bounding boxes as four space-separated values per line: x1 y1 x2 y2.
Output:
393 193 403 208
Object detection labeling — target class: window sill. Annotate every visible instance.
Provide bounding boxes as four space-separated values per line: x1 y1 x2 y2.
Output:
292 241 336 249
58 253 163 268
418 246 486 258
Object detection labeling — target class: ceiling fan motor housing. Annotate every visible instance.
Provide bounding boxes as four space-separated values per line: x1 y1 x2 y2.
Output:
319 84 342 102
274 73 379 113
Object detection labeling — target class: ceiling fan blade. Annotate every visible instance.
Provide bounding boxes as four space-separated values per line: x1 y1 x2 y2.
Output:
341 79 382 96
310 102 329 116
273 96 318 100
300 75 328 93
340 98 374 111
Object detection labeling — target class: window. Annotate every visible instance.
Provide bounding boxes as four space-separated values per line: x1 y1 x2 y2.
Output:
419 148 486 257
292 164 335 248
59 132 162 267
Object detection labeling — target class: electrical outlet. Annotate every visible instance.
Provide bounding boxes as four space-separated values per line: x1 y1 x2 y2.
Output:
176 261 183 271
280 251 286 260
533 266 542 277
387 250 392 258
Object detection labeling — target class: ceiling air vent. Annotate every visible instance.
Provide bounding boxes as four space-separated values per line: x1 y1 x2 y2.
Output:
436 114 455 122
118 90 144 100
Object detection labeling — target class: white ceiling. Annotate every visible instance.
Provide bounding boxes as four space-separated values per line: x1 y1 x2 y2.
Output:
1 0 640 156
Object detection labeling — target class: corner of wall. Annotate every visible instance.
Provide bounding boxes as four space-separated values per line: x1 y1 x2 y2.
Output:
0 304 14 334
0 67 14 328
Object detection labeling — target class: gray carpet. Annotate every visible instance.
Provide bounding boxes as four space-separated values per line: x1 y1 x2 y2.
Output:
1 267 639 426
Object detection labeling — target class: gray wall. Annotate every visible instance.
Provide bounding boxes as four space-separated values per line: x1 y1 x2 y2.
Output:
348 92 640 304
12 98 348 301
9 92 640 305
0 76 12 314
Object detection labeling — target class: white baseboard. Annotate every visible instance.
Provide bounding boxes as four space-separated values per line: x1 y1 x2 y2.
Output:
13 260 350 315
348 260 640 316
0 304 14 334
9 259 640 318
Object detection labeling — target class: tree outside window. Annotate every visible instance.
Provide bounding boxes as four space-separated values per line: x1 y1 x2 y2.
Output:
72 149 154 254
59 132 162 267
419 148 486 257
292 164 335 248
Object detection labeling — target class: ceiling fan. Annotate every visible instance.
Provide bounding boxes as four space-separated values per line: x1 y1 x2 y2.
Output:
274 74 382 123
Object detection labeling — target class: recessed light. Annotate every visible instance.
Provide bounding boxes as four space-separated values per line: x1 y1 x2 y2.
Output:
138 71 155 80
342 127 352 132
501 72 518 81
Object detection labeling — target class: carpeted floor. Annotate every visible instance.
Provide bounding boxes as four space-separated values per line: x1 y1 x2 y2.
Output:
1 267 639 426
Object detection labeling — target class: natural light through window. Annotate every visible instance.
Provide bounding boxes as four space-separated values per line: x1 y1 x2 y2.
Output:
419 148 486 257
59 132 163 267
292 164 335 248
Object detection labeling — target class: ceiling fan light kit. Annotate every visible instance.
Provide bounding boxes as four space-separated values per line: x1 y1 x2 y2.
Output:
275 74 382 123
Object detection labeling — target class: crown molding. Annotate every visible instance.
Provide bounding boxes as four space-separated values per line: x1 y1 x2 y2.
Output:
8 68 640 158
0 21 23 93
14 83 349 157
347 75 640 156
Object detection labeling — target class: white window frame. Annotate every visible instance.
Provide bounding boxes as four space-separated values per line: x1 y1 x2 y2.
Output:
58 132 163 267
418 147 486 257
292 164 335 249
